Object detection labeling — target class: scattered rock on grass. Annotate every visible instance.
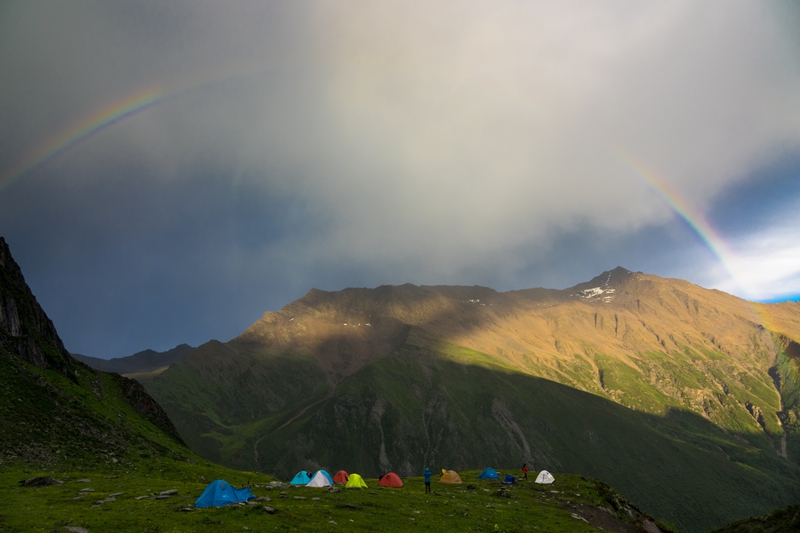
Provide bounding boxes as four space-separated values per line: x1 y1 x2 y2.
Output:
336 503 361 510
76 479 91 483
160 489 178 496
256 496 271 502
262 506 276 514
20 477 62 487
63 527 88 533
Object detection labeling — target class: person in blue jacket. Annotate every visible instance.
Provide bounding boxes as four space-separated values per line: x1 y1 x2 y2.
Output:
424 467 432 493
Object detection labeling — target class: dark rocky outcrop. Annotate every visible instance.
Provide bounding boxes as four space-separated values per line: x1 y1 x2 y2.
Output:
0 236 187 464
112 372 185 446
0 236 74 380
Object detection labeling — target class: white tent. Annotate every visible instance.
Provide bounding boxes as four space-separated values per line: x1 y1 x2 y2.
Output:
306 470 332 488
535 470 555 484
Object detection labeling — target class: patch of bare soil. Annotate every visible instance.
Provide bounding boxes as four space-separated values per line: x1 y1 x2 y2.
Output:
563 503 664 533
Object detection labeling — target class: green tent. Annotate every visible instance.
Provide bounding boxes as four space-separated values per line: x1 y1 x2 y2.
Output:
345 473 368 489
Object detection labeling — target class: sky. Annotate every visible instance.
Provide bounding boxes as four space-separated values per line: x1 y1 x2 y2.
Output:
1 1 800 359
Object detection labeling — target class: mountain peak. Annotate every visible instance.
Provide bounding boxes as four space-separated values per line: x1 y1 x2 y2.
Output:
592 266 633 285
565 266 635 301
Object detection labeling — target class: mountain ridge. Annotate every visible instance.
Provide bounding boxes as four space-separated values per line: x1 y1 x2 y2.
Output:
72 343 194 377
145 266 800 531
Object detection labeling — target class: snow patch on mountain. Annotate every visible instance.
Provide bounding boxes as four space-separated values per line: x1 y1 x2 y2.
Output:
574 273 616 302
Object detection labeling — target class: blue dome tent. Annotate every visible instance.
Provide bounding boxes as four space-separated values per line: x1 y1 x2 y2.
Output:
194 480 252 508
478 467 500 480
290 471 312 485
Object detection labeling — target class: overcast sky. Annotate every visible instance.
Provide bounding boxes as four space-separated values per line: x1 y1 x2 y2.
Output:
1 1 799 358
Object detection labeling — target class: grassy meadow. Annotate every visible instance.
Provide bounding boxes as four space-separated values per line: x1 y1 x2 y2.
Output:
0 465 673 533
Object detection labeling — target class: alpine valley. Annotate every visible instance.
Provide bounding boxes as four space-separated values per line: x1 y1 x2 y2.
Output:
142 266 800 532
0 235 680 533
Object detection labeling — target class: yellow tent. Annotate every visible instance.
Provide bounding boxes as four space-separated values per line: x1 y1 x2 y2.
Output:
345 473 368 489
439 469 462 484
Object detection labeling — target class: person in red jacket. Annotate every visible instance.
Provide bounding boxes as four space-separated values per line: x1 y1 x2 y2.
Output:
522 463 528 480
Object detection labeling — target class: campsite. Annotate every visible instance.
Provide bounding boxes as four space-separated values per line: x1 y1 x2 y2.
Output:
0 464 674 532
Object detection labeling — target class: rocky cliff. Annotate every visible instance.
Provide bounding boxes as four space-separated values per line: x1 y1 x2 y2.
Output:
0 236 186 466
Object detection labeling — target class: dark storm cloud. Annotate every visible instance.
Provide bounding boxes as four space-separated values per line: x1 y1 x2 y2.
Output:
1 1 799 356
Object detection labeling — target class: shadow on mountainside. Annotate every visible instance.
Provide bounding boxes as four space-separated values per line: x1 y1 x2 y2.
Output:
252 343 800 533
143 279 800 533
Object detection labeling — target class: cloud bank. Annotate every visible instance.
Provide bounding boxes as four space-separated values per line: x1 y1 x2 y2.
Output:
1 1 799 355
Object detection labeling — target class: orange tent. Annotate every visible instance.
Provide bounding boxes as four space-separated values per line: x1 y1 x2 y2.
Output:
333 470 349 484
378 472 403 488
439 469 462 484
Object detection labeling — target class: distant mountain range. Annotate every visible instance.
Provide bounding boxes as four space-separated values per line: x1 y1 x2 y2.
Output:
143 266 800 533
72 344 193 379
0 237 189 468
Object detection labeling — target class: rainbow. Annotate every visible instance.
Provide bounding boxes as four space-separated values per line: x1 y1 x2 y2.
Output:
616 153 742 288
1 88 164 193
615 151 789 331
0 63 284 194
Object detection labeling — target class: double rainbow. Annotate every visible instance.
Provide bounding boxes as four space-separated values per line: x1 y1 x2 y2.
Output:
2 82 793 329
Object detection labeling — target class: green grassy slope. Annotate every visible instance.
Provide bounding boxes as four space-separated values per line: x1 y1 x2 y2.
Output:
709 502 800 533
144 343 331 465
0 468 672 533
770 335 800 460
0 354 189 469
248 332 800 533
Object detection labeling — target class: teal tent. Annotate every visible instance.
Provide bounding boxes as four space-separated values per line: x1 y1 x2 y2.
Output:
478 468 499 480
290 471 312 485
194 480 251 508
